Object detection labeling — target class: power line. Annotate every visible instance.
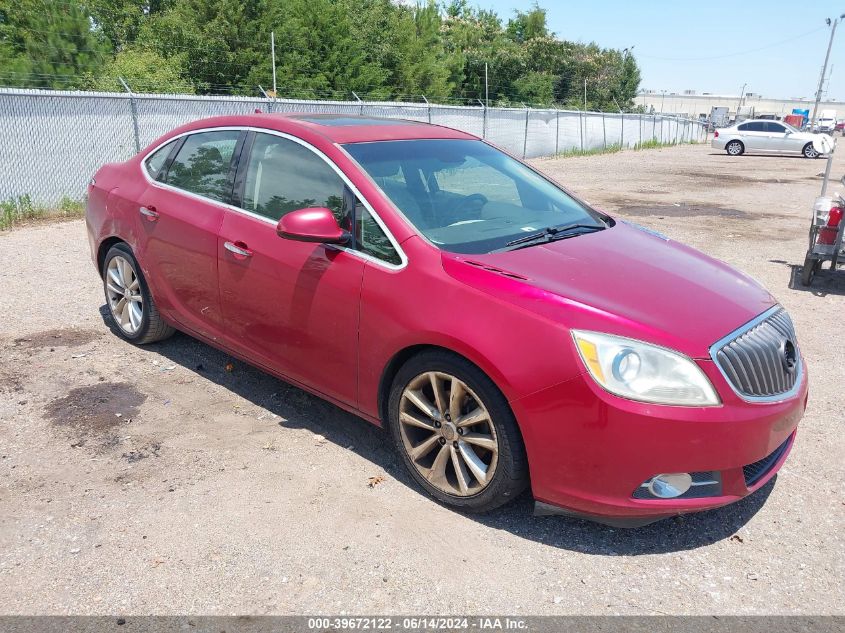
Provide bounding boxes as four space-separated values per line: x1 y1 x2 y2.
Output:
637 26 826 62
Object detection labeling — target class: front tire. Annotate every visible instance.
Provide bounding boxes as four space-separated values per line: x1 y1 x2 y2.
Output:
726 140 744 156
803 143 820 159
387 350 528 513
103 243 174 344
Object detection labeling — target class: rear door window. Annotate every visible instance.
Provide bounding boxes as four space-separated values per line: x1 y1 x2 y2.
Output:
165 130 241 203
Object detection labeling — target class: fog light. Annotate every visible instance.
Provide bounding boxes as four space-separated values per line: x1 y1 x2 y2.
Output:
647 473 693 499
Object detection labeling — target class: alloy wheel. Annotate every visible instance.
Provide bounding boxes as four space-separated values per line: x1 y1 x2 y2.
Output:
106 255 143 335
727 142 742 155
398 371 499 497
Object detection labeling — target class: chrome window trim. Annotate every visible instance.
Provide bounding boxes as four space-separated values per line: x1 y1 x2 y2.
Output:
138 126 408 271
708 305 804 404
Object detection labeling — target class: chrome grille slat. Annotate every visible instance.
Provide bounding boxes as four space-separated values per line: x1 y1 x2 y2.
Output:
733 341 764 393
717 347 745 390
745 336 774 394
759 327 786 393
711 307 800 401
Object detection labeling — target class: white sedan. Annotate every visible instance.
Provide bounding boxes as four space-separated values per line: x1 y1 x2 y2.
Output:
712 119 829 158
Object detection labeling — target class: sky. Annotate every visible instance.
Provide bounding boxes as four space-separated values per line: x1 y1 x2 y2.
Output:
480 0 845 100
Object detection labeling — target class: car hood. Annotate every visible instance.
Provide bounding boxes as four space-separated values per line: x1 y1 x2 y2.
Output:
441 222 776 358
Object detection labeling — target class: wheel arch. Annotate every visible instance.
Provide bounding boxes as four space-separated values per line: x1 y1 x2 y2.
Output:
377 343 514 428
96 236 127 277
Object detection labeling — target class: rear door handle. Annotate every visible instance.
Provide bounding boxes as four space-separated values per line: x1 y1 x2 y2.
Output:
224 240 253 258
139 205 159 221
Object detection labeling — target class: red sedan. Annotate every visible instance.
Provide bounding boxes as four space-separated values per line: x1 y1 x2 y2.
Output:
86 114 807 527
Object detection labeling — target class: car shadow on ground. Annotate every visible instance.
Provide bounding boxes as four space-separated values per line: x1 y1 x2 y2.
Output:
99 306 775 556
769 260 845 296
707 152 816 160
476 481 773 555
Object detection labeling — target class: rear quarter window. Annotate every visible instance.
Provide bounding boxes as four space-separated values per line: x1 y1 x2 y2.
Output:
144 140 177 181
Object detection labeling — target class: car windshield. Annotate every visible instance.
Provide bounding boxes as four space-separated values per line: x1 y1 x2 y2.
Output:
782 121 800 133
343 139 606 254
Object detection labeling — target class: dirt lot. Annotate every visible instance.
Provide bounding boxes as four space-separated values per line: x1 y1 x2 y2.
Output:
0 144 842 615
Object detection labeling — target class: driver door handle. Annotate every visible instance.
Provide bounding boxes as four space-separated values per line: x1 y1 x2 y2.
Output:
224 240 253 258
139 205 159 221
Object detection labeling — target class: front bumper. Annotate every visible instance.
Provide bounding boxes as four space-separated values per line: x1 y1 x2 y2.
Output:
511 360 807 526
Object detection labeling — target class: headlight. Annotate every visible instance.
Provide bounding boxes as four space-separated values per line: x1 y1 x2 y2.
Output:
572 330 720 406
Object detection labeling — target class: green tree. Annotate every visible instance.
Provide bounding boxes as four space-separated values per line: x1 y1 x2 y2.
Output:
441 1 523 104
139 0 266 94
554 43 642 111
512 71 555 106
505 2 548 43
86 0 173 51
253 0 388 99
0 0 109 89
0 0 642 107
90 46 193 93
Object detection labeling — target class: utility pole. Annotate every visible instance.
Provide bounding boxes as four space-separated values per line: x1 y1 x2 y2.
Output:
584 78 587 112
660 89 666 113
484 62 489 108
825 64 835 97
812 15 844 129
271 31 277 96
736 83 747 121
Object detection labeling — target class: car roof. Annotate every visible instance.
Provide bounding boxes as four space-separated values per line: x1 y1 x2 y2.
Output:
173 112 478 144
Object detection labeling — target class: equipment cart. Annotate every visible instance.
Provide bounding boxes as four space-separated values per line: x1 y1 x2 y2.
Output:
801 136 845 286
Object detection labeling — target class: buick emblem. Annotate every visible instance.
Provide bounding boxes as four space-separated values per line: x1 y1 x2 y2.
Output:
781 339 798 373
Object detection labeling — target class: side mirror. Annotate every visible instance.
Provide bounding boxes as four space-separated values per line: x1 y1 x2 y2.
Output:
276 207 350 245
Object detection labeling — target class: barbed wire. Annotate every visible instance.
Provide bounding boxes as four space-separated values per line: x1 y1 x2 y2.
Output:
2 33 626 88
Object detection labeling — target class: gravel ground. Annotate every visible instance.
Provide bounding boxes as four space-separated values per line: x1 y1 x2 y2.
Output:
0 144 842 616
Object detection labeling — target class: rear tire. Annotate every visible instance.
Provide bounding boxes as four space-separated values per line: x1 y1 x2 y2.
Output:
102 243 174 344
726 140 744 156
803 143 820 159
387 350 528 513
801 254 819 286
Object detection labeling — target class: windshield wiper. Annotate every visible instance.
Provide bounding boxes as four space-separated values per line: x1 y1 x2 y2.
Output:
498 223 605 251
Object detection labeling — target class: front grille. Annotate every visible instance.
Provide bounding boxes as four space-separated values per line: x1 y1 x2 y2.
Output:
712 307 800 399
743 435 793 487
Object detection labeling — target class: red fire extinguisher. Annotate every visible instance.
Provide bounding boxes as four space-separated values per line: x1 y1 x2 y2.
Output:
819 206 844 245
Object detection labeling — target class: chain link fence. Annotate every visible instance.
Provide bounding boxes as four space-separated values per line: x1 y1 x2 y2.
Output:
0 88 705 205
